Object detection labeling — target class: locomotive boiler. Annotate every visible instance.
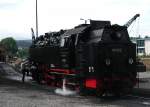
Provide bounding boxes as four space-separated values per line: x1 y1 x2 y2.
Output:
29 14 145 96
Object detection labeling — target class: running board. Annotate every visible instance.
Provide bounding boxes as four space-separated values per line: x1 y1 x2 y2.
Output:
48 72 76 76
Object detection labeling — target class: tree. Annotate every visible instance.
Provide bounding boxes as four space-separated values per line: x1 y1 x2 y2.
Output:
0 37 18 56
17 48 29 58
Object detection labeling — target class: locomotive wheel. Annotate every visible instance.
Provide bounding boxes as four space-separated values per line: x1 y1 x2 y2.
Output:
96 88 105 97
113 80 133 96
77 81 88 96
114 87 132 97
33 71 45 84
121 78 133 94
112 84 122 96
78 85 87 96
114 90 121 97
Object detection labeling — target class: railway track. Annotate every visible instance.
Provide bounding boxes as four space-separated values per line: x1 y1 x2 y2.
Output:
1 63 150 102
0 62 6 76
125 94 150 100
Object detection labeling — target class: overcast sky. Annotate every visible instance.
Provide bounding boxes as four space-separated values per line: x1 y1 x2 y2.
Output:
0 0 149 40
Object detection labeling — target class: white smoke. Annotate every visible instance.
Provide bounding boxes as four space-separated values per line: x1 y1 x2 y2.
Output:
55 78 77 96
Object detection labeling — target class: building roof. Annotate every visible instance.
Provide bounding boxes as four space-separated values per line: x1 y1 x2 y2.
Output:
130 37 150 41
144 37 150 41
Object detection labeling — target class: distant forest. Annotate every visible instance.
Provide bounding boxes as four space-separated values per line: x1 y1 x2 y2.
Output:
16 40 32 48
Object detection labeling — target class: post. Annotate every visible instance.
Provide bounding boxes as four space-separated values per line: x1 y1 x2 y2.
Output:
36 0 38 38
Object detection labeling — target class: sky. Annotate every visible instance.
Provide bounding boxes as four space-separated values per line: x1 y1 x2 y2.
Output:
0 0 150 40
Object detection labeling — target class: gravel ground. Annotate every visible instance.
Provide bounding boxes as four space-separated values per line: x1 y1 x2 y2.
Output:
138 72 150 79
135 72 150 89
1 62 150 107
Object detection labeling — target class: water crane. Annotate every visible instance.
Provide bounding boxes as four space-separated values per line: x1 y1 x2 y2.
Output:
124 14 140 28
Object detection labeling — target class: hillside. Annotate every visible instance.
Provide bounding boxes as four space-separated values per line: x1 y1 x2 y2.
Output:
16 40 32 48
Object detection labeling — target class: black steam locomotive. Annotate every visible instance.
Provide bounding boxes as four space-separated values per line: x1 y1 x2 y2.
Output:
29 14 145 96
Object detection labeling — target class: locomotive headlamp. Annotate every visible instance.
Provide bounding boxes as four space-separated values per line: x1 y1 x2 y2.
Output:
116 32 122 39
105 58 111 66
62 59 67 63
128 58 133 64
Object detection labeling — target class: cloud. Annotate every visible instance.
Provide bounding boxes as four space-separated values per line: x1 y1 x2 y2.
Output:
0 0 22 9
0 0 150 40
0 0 19 3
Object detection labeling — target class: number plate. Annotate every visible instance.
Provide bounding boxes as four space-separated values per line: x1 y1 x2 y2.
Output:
112 48 122 53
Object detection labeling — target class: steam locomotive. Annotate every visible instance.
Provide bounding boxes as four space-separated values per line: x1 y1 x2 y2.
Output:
29 14 145 96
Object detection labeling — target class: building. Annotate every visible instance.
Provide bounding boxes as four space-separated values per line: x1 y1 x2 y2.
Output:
131 37 150 56
144 37 150 55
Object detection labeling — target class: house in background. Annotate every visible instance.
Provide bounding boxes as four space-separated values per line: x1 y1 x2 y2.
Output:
136 38 145 56
145 37 150 56
130 36 150 56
